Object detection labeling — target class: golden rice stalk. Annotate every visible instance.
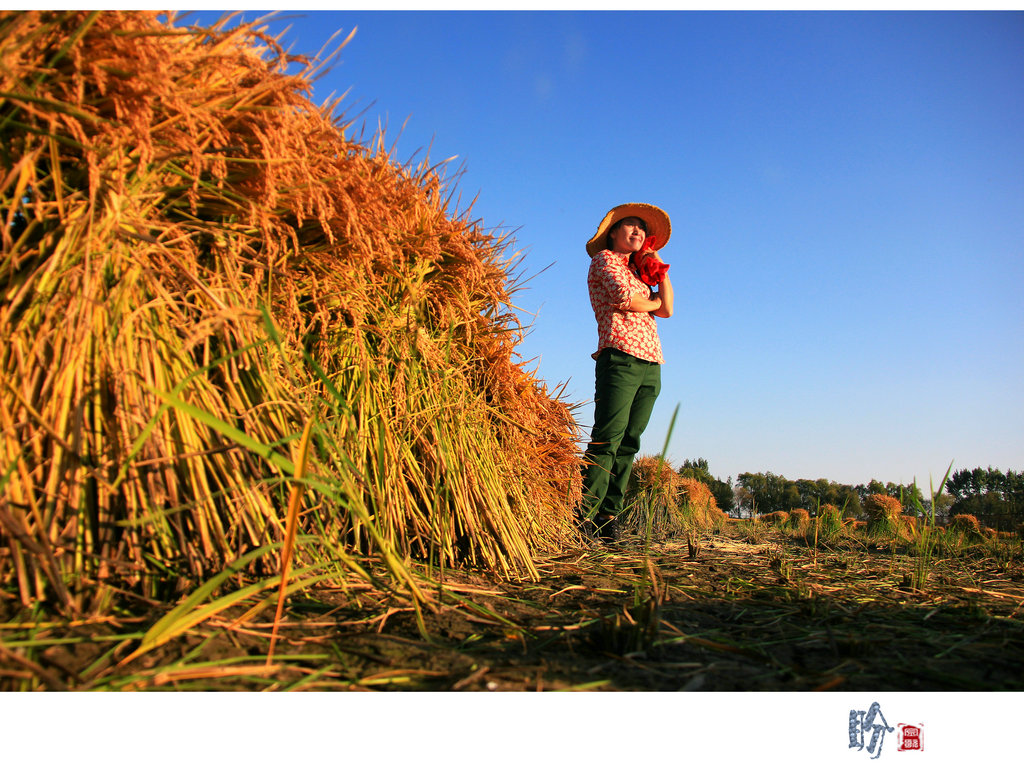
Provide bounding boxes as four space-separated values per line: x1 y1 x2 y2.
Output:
864 493 904 537
622 456 683 538
785 507 811 534
0 10 582 615
677 477 726 529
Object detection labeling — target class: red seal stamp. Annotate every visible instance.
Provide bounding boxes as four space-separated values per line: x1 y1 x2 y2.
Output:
898 724 923 751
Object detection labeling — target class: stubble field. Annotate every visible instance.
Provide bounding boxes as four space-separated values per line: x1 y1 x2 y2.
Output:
7 520 1022 692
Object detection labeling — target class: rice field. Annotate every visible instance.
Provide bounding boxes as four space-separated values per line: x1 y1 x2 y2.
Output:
2 517 1021 691
2 11 1022 692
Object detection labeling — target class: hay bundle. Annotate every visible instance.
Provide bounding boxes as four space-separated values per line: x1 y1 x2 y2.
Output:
948 514 981 533
760 510 790 526
0 11 581 612
864 494 903 537
814 503 843 538
785 508 811 534
628 456 681 492
896 514 919 542
623 455 683 538
948 514 983 540
677 477 726 528
677 477 712 510
622 462 726 539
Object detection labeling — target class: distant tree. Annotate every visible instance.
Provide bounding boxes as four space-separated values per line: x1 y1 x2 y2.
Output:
835 486 863 518
794 479 820 510
732 467 1022 526
1009 471 1024 509
680 458 710 476
737 472 766 512
782 483 801 511
797 478 861 516
947 467 1019 502
821 479 840 507
711 477 735 513
733 485 754 518
866 479 887 497
945 467 1022 531
929 492 954 520
891 482 925 513
737 471 791 514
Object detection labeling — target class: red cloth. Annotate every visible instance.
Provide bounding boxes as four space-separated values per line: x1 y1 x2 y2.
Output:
631 236 670 286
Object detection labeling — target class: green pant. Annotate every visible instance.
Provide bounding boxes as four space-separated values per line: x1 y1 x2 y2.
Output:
580 348 662 520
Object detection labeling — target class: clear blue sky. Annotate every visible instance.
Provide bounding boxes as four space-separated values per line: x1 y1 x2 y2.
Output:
191 10 1023 489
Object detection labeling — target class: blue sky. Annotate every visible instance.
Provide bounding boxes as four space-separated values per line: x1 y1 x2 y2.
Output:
190 10 1023 489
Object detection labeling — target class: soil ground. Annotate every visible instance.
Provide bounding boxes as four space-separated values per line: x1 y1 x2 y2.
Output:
18 522 1021 692
292 526 1024 692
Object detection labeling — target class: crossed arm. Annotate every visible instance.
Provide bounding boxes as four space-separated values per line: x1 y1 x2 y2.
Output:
595 249 674 319
627 258 673 318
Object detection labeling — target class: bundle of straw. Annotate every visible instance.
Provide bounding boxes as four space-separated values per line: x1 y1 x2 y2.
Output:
621 456 682 539
864 494 903 538
814 503 844 539
947 514 983 540
0 11 582 613
678 477 726 530
785 507 811 534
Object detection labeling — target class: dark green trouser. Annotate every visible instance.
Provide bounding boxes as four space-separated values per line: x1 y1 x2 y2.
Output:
580 348 662 520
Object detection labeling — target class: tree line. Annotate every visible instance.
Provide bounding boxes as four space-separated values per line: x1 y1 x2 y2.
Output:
944 467 1023 530
676 461 1022 531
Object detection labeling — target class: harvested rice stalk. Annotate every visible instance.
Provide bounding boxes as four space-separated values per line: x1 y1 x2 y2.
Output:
0 10 582 614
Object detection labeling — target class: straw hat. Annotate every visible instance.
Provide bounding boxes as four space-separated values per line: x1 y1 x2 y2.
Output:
585 202 671 258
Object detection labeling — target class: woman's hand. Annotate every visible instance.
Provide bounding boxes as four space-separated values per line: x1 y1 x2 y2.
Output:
627 264 672 316
643 249 664 264
653 272 673 318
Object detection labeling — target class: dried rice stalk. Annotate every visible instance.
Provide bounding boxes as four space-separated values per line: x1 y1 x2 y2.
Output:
0 11 582 613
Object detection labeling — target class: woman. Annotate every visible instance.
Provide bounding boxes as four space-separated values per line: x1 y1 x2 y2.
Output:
579 202 674 542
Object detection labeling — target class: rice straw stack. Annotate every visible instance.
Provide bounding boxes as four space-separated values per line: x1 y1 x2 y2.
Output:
0 11 582 613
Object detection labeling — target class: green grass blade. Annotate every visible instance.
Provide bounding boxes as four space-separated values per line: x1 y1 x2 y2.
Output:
122 544 287 664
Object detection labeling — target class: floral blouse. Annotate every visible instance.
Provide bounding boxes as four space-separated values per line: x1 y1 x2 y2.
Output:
587 249 663 364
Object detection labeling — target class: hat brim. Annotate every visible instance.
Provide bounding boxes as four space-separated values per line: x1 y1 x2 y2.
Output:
586 202 671 258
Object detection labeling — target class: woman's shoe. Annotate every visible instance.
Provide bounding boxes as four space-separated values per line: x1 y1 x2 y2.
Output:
595 514 620 543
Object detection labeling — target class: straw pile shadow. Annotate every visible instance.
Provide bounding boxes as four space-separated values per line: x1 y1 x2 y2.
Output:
0 11 583 615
